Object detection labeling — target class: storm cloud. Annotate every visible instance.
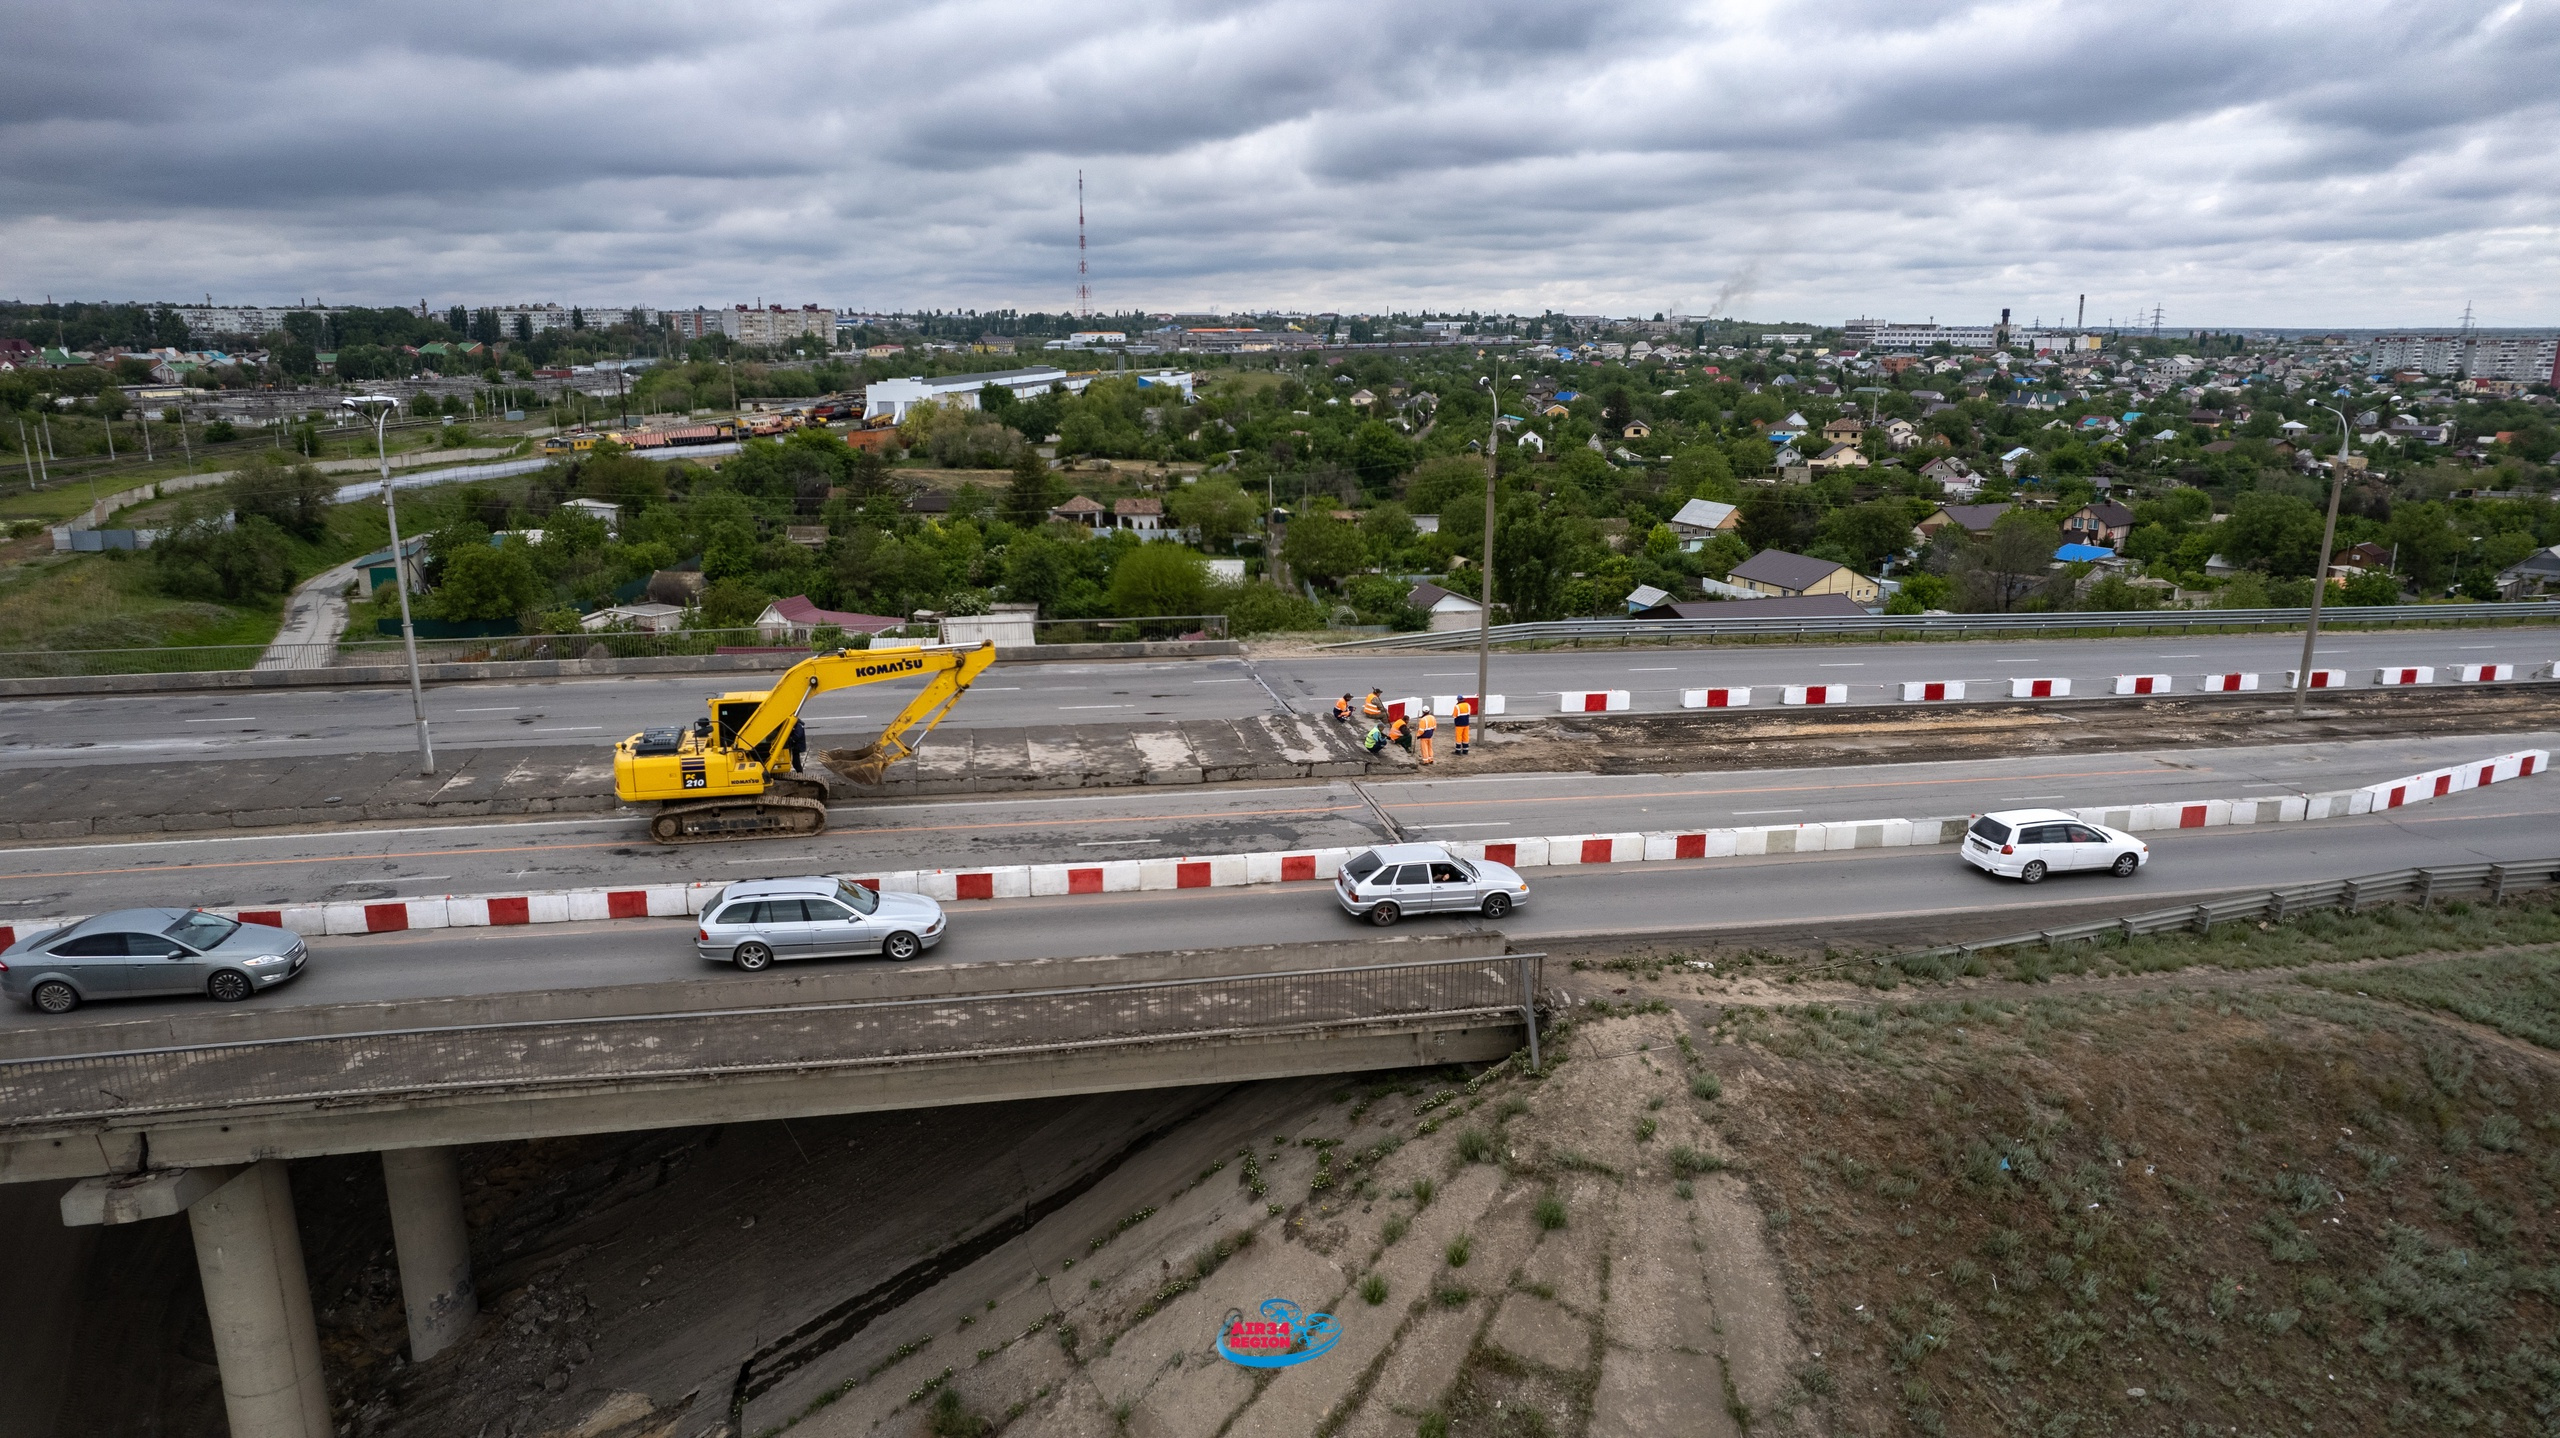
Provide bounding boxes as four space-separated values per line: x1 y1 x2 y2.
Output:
4 0 2556 324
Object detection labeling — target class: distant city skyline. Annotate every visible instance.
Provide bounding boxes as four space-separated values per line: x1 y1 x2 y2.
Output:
5 1 2557 326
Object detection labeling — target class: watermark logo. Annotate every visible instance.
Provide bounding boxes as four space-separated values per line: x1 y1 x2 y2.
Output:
1215 1298 1342 1369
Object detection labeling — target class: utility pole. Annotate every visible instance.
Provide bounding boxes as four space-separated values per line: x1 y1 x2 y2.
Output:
1476 353 1498 730
2292 406 2353 718
346 396 436 773
16 420 32 490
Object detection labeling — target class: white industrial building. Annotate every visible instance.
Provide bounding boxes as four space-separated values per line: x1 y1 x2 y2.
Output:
860 367 1193 423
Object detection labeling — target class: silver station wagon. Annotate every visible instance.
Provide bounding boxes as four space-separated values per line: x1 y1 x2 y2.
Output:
1 908 309 1014
695 875 947 969
1335 843 1530 926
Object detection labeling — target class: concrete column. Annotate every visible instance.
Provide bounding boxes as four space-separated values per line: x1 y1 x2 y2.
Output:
381 1145 478 1361
187 1160 332 1438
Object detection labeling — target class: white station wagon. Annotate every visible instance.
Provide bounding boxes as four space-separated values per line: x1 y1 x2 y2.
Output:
1961 809 2148 884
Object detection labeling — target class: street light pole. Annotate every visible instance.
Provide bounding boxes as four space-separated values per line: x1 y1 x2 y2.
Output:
1476 353 1498 727
2291 405 2353 718
347 396 435 773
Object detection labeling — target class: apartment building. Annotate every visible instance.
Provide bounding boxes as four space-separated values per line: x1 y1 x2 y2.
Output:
2370 333 2559 382
671 304 840 346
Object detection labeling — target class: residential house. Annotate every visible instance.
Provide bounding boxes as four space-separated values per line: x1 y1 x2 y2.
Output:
352 536 427 597
579 602 685 634
2060 501 2135 550
2496 545 2560 598
1728 549 1881 605
1623 584 1672 613
1918 456 1982 493
1348 388 1376 408
1999 445 2035 477
1821 417 1865 448
754 595 904 642
1621 419 1652 439
558 497 621 533
1113 497 1171 536
1517 431 1545 453
1916 503 2011 541
1666 498 1740 550
2338 542 2392 570
2053 543 2115 565
1810 442 1869 473
1882 418 1922 451
1048 495 1109 530
1404 581 1485 633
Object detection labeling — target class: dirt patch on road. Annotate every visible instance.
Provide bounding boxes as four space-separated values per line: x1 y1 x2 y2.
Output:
1424 685 2560 778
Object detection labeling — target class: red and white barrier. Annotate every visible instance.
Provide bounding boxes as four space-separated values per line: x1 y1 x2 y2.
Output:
2113 674 2172 696
1682 687 1752 708
1428 694 1507 716
2286 669 2346 690
1899 681 1965 702
13 750 2544 954
1781 685 1848 705
2010 677 2070 699
2452 664 2512 683
1558 690 1631 713
1382 696 1430 721
2199 673 2258 692
2374 666 2433 686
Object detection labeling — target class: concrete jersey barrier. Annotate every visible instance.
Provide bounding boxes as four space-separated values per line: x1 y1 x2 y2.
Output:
5 749 2540 952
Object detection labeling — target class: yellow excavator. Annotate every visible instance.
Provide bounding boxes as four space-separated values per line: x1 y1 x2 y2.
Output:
612 641 997 843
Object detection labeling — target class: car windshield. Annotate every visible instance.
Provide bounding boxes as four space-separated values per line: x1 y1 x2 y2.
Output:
163 911 239 951
1343 851 1384 881
1968 817 2012 844
836 880 879 915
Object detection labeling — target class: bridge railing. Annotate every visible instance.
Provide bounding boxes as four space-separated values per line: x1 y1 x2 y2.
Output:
0 953 1544 1127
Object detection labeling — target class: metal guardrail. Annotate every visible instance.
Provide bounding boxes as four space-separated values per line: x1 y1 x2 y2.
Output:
1885 858 2560 967
0 952 1543 1126
1322 601 2560 650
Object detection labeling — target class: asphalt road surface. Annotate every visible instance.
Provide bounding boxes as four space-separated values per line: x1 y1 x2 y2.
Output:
1 628 2553 770
0 733 2548 916
8 776 2550 1038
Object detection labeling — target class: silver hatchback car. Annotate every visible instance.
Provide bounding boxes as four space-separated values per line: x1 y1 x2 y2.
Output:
695 875 947 970
1 908 309 1014
1335 843 1530 926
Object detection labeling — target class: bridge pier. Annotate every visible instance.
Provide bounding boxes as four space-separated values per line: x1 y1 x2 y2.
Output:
187 1161 336 1437
382 1145 478 1360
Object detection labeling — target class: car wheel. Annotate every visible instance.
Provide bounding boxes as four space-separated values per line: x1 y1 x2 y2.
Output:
2111 853 2139 878
31 980 78 1015
1480 893 1512 920
1367 901 1401 928
207 970 253 1002
733 941 775 972
882 930 922 962
2019 860 2047 885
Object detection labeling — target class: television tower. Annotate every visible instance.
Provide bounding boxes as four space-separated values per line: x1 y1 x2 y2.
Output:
1077 171 1091 320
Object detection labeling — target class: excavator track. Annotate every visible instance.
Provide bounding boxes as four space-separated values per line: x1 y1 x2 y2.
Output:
646 795 828 844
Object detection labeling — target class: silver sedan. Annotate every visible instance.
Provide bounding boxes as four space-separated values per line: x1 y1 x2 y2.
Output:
1335 843 1531 926
1 908 309 1014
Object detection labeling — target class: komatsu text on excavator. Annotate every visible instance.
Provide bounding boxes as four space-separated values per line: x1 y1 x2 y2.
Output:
612 641 996 843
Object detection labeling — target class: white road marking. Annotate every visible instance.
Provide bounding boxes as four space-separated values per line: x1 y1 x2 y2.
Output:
455 706 521 712
2157 654 2199 658
1075 839 1155 846
1058 704 1132 710
1817 663 1864 668
1628 667 1676 672
1730 808 1805 816
185 717 259 723
534 726 604 732
1408 821 1510 829
1198 678 1255 683
2005 795 2066 800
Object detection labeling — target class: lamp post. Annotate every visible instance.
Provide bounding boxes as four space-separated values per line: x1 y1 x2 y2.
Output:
1476 354 1498 727
2290 405 2353 718
345 395 435 773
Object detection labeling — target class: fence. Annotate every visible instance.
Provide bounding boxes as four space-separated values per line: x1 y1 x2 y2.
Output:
0 952 1542 1126
1879 858 2560 968
1321 601 2560 651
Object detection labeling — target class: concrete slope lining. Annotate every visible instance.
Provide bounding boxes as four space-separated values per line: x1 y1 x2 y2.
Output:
0 750 2541 947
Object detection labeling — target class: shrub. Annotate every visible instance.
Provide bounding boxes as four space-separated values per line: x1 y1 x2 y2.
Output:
152 514 296 603
1534 1195 1568 1231
1690 1071 1723 1101
1456 1128 1493 1163
1359 1273 1388 1306
1667 1146 1727 1178
1445 1234 1473 1268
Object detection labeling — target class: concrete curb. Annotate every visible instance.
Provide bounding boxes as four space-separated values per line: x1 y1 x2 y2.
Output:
3 750 2539 951
0 640 1243 697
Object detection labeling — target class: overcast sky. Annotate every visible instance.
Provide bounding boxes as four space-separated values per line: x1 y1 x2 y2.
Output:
5 0 2557 327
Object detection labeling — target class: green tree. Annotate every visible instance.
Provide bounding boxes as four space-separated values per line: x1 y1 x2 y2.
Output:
433 541 546 621
1493 498 1574 621
1349 420 1413 492
2385 501 2459 589
1667 445 1737 501
152 515 296 603
2219 492 2325 577
1814 499 1918 574
697 577 773 629
1108 542 1210 616
1001 448 1056 527
1165 477 1258 552
227 453 334 541
1280 513 1367 590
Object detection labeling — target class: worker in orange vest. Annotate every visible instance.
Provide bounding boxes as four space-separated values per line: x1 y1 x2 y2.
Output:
1416 707 1437 765
1452 696 1473 756
1388 712 1412 754
1362 688 1385 723
1332 693 1353 724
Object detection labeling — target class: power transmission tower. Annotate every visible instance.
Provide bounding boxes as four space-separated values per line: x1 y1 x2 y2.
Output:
1077 172 1091 320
